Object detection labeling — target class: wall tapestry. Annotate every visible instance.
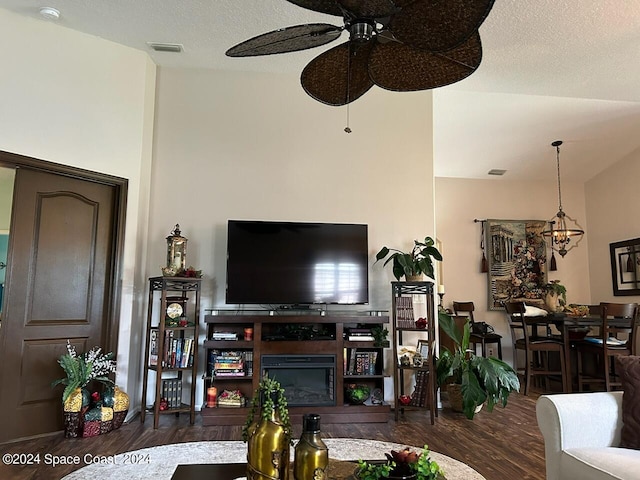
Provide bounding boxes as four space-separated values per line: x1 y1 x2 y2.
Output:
485 219 548 310
610 238 640 296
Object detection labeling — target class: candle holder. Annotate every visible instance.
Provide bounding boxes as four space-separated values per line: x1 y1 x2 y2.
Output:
438 292 445 310
166 224 188 273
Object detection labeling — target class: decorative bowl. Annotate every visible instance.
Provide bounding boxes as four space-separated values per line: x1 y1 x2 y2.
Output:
161 266 177 276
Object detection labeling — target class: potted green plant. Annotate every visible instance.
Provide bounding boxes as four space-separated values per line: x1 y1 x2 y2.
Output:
545 280 567 312
375 236 442 281
243 375 293 480
242 375 292 442
356 445 444 480
51 341 116 404
435 312 520 419
372 325 390 347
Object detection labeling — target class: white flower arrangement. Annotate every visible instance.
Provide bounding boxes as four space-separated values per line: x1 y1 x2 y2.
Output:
51 340 117 403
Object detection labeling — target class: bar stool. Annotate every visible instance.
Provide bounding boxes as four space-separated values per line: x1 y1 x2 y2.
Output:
503 301 567 395
577 302 639 392
452 301 502 359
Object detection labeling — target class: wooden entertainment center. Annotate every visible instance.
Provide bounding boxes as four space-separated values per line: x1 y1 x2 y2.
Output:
201 311 390 426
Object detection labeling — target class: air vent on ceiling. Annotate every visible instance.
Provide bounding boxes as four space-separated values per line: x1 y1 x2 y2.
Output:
147 43 183 53
488 169 507 176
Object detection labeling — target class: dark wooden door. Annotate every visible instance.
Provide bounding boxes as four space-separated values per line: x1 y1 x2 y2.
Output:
0 167 117 442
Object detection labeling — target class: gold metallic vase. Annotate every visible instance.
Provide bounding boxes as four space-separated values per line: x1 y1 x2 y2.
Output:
247 408 290 480
294 414 328 480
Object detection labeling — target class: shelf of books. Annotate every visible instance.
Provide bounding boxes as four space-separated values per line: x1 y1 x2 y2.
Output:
140 276 201 428
148 327 196 370
391 281 436 424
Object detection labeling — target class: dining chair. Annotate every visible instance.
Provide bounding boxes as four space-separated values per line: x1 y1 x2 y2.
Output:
452 301 503 359
577 302 639 392
503 301 567 395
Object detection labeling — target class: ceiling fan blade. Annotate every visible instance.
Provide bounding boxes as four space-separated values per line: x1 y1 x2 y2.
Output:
368 32 482 91
390 0 495 52
337 0 399 18
285 0 344 16
226 24 342 57
301 41 375 106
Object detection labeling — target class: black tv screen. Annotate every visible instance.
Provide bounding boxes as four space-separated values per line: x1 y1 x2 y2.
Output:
226 220 369 305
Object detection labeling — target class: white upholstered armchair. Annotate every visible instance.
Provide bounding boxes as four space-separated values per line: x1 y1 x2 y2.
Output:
536 392 640 480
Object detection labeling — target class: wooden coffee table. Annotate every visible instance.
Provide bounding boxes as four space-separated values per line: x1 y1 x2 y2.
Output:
172 458 358 480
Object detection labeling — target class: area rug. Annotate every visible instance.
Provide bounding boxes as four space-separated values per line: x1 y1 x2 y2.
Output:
61 438 485 480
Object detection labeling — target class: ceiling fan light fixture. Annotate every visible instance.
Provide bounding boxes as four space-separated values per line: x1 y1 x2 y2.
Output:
349 21 374 42
541 140 585 258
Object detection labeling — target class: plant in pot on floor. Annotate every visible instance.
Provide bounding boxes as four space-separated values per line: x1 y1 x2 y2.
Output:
51 340 119 437
375 236 442 281
436 312 520 419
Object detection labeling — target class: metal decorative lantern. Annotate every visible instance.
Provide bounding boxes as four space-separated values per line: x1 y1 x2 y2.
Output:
166 224 187 272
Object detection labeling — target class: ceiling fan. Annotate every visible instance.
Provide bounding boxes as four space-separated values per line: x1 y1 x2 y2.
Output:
226 0 495 106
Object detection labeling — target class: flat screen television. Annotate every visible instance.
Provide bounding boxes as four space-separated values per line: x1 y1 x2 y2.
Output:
226 220 369 305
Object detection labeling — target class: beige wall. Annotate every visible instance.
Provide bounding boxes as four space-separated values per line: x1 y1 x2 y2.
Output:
149 67 436 404
585 147 640 304
0 9 157 402
150 67 435 310
435 177 591 366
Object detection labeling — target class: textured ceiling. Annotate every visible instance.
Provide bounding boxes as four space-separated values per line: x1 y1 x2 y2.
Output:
3 0 640 182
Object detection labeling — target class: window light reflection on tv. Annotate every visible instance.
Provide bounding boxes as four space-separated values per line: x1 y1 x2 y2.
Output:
225 220 369 305
314 262 361 303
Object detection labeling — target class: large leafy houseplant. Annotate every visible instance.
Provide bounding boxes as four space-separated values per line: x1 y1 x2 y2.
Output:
375 236 442 281
436 312 520 419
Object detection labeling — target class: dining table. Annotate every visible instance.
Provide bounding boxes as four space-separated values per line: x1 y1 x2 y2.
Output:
529 312 633 393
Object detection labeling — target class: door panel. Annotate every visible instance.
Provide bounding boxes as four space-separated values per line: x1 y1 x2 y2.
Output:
31 193 96 321
0 168 116 442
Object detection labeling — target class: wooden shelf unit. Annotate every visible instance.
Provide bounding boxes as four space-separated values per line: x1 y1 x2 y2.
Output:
391 281 437 424
140 276 202 428
201 312 390 426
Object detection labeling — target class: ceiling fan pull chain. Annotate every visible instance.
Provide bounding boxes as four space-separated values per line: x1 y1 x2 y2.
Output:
344 40 353 133
344 104 351 133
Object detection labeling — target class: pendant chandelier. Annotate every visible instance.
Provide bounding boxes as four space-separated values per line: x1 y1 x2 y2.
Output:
542 140 584 258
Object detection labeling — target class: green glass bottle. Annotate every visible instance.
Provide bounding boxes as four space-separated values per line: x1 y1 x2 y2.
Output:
294 413 329 480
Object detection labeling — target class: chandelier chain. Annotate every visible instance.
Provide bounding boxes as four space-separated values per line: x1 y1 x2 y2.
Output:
555 143 563 212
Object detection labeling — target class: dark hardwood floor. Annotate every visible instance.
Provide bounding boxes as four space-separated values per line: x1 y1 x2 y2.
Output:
0 391 546 480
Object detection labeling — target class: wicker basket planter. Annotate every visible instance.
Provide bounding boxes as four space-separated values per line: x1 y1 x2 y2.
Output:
446 384 483 414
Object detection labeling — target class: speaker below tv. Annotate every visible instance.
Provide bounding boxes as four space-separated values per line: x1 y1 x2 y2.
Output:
225 220 369 306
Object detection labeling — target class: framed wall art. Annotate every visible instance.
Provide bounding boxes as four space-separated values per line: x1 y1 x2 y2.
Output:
485 219 548 310
610 238 640 296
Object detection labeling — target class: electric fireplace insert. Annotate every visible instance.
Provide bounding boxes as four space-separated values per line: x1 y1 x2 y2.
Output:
261 354 336 407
